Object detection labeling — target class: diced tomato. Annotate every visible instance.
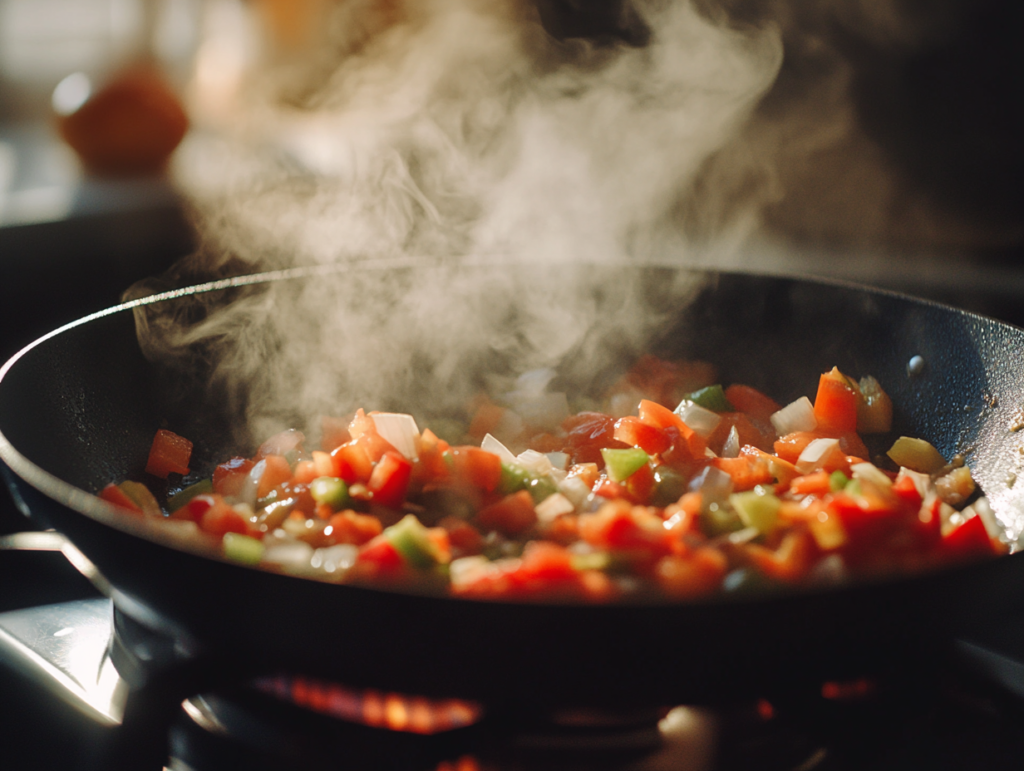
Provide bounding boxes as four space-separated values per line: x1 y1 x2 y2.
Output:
367 451 413 509
199 497 251 537
213 456 255 497
654 548 728 599
412 429 450 486
275 480 316 514
355 534 405 572
327 510 383 545
145 429 192 479
438 516 484 555
98 483 143 514
709 455 774 491
577 501 671 562
562 412 626 465
592 477 631 502
814 372 859 434
613 416 671 455
942 514 1001 562
624 462 656 503
637 399 706 460
775 431 868 466
566 462 600 489
789 470 832 497
172 492 217 522
514 540 577 583
476 490 537 536
292 460 318 485
891 474 923 509
724 384 781 424
449 446 502 492
257 454 293 499
331 441 374 483
744 529 816 583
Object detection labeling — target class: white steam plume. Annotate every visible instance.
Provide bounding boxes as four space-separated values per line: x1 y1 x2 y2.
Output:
136 0 784 443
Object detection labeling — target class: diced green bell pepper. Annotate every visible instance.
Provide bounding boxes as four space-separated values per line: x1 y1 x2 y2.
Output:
686 385 735 413
499 462 558 503
166 478 213 512
385 514 439 569
601 448 650 483
223 532 264 565
829 470 850 491
310 476 350 509
699 501 744 537
729 487 780 533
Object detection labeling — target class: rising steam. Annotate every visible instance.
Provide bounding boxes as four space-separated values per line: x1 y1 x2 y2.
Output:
133 0 784 443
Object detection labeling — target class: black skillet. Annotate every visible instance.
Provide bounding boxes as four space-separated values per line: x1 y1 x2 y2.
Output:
1 263 1023 712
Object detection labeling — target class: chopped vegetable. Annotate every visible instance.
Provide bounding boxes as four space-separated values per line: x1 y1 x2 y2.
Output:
887 437 947 474
145 429 192 479
96 357 1004 602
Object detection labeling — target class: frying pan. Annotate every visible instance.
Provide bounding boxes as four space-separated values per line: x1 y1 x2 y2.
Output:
2 263 1023 712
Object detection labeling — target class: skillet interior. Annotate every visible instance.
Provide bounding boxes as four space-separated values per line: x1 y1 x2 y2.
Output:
2 264 1024 708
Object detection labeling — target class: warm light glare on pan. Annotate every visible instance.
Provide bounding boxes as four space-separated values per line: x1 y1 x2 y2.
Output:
254 675 483 734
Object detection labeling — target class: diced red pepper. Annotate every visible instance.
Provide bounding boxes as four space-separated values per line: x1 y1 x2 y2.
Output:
331 441 374 483
942 514 1000 562
256 454 293 499
708 455 774 491
562 412 626 465
199 497 251 537
355 534 405 572
476 490 537 536
145 429 192 479
367 450 413 509
637 399 706 460
613 416 671 455
813 372 859 434
449 446 502 492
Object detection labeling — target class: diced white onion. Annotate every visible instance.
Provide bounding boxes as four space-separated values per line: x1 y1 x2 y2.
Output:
516 449 552 476
481 433 517 464
850 462 892 488
262 539 314 568
689 466 733 503
545 451 570 472
796 437 840 474
771 396 817 436
535 492 575 522
310 544 358 573
558 475 593 510
895 467 931 499
236 459 264 508
371 413 420 460
449 555 495 587
721 425 740 459
674 401 721 438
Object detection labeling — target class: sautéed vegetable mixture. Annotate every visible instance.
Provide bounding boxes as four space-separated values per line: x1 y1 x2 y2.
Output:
98 357 1006 601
